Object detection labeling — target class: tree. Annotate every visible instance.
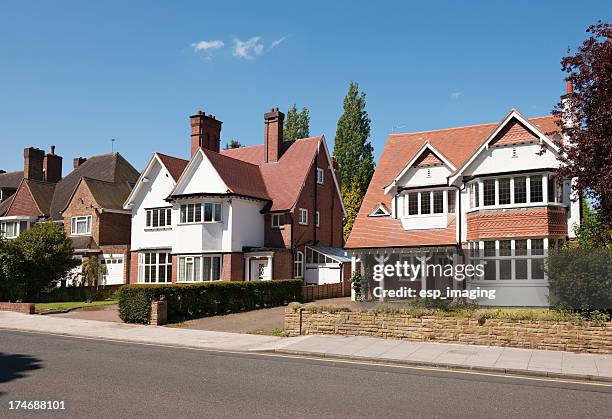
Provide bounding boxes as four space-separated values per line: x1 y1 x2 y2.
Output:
552 21 612 228
224 139 242 149
284 104 310 141
12 223 79 299
82 255 107 287
571 200 612 249
333 81 375 236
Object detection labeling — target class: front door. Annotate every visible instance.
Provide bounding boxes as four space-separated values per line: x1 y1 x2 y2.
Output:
250 259 270 281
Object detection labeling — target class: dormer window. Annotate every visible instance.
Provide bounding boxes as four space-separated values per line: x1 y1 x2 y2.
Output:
369 204 390 217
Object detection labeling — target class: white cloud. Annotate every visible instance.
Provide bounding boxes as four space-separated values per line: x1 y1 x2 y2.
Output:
232 37 265 59
192 40 225 52
270 36 288 49
450 92 462 100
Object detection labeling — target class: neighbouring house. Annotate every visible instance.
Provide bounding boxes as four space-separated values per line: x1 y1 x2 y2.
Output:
124 108 348 285
346 87 581 307
0 147 139 285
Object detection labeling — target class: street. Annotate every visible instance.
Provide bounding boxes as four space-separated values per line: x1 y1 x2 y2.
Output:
1 330 611 418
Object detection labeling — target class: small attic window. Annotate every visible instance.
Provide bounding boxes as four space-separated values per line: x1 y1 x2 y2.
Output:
369 204 390 217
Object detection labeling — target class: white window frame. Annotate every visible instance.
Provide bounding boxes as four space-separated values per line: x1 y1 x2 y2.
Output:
203 202 222 223
145 207 172 229
316 168 324 185
180 203 202 224
177 255 222 282
0 221 20 239
138 251 172 283
271 213 284 229
471 238 548 283
315 211 320 227
298 208 308 225
294 251 304 278
71 215 92 236
402 189 448 217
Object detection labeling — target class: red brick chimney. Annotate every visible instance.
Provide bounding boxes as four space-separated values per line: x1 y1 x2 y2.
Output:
190 110 222 156
43 145 62 183
264 107 285 163
73 157 87 169
24 147 44 181
565 80 573 95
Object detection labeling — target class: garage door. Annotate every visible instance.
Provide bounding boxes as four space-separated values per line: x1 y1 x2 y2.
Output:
101 254 125 285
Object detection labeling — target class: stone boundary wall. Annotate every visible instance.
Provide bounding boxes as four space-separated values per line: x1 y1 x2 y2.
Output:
285 305 612 354
150 301 167 326
0 302 35 315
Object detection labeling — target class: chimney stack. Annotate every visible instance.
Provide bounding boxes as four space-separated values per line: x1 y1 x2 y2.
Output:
190 110 223 156
264 107 285 163
43 145 62 183
565 80 573 95
24 147 44 181
73 157 87 169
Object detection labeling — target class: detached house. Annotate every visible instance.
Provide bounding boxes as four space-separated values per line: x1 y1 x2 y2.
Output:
0 147 139 285
346 88 581 307
124 108 347 285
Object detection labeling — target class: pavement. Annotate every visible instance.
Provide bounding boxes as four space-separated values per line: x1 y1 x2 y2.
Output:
3 329 611 418
1 311 612 383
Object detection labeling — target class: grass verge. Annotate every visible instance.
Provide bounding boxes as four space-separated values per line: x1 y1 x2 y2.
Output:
35 300 118 313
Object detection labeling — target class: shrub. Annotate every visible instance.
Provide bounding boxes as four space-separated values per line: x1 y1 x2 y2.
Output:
547 248 612 311
117 280 303 324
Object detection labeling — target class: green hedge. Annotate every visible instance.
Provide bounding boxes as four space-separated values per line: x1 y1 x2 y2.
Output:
547 248 612 311
117 280 303 324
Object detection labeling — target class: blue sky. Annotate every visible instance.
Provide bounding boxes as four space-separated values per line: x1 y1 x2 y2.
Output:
0 1 610 174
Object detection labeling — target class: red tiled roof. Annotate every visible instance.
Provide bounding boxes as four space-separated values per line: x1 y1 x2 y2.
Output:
156 153 189 182
346 115 559 249
221 137 323 211
201 149 271 201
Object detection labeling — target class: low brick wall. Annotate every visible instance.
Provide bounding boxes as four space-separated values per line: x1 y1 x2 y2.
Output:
302 282 350 302
285 305 612 354
0 302 35 315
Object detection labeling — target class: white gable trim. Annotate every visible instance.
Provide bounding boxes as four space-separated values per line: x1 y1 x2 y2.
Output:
383 142 456 194
168 149 229 197
449 109 559 185
123 153 172 209
369 204 390 217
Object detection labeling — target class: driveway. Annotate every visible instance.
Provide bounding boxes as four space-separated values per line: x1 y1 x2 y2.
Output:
174 297 355 334
48 304 121 323
47 297 355 333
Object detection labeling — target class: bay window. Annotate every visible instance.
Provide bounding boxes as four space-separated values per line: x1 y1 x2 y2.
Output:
180 203 201 223
473 238 548 281
483 180 496 206
420 192 431 214
178 255 221 282
498 178 511 205
514 176 527 204
468 173 560 209
139 251 172 283
530 176 543 202
203 203 222 222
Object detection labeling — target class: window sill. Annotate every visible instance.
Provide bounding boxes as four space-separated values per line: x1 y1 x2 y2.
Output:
177 221 222 226
144 227 172 231
465 203 568 213
71 233 92 237
271 226 285 230
298 223 308 226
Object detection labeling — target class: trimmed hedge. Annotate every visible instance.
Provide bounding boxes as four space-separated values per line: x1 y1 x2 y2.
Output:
548 248 612 311
117 280 303 324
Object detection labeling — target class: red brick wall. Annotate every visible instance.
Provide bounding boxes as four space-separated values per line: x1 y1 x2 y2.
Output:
222 253 244 281
273 249 294 280
5 183 42 217
171 255 178 284
129 251 139 284
466 207 568 241
0 302 35 314
62 182 101 242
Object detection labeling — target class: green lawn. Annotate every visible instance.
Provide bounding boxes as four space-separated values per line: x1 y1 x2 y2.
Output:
35 300 118 313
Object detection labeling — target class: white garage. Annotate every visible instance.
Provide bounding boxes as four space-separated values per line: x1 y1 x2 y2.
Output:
100 254 125 285
304 246 351 285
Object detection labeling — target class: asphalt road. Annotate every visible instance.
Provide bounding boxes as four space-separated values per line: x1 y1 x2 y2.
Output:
1 330 611 418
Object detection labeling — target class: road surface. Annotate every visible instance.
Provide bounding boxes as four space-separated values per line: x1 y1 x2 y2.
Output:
1 330 611 418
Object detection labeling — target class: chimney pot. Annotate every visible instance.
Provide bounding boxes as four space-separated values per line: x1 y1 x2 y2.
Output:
73 157 87 169
566 80 573 94
50 145 55 155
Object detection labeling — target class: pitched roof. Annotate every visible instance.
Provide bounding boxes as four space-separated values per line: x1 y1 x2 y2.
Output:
201 148 271 201
221 137 322 211
0 170 24 190
24 179 56 215
345 115 559 249
82 177 134 210
0 195 14 216
49 153 139 220
156 153 189 182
